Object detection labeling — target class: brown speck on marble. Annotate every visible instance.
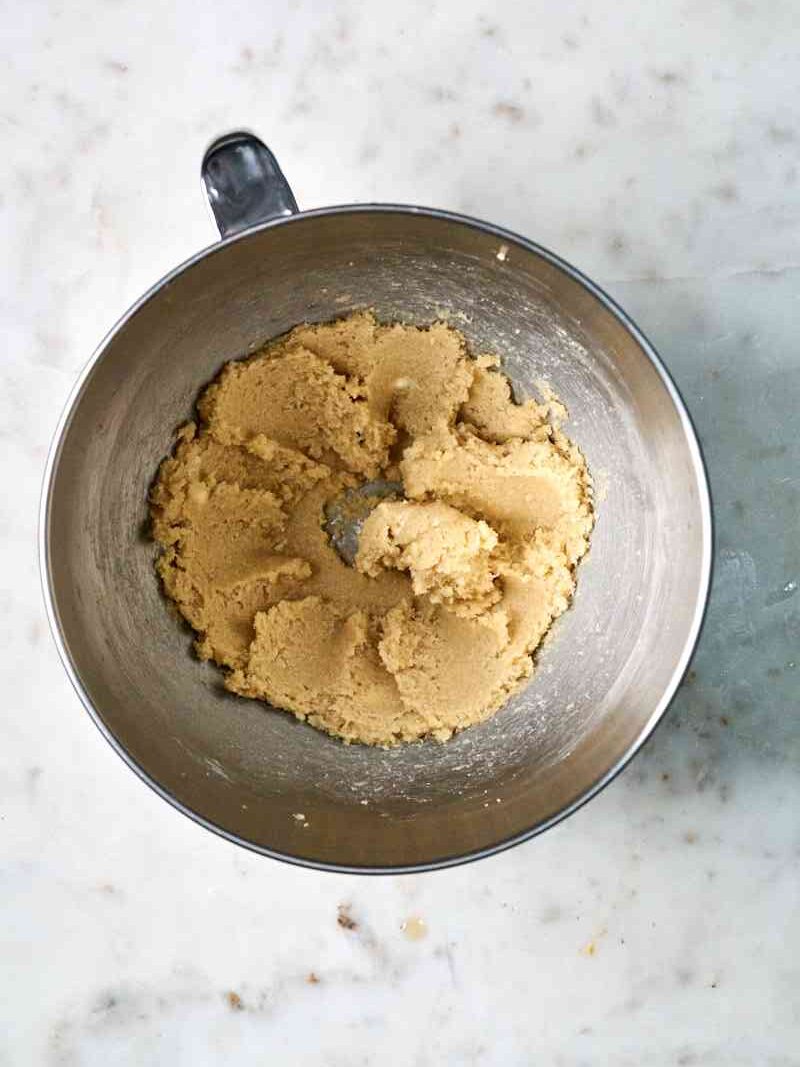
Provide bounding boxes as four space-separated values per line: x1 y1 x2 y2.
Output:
720 714 730 726
684 830 698 844
225 991 244 1011
307 972 320 984
337 904 358 931
684 669 697 686
493 101 525 123
661 772 670 781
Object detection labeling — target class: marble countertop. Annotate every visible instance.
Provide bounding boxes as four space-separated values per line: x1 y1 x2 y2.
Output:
4 1 799 1063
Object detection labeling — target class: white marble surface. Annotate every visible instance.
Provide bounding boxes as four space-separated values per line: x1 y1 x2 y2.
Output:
3 1 800 1063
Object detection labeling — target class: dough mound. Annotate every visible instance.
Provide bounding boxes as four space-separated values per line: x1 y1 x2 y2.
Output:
150 313 593 746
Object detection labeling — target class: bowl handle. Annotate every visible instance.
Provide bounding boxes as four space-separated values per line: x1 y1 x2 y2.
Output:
201 130 299 239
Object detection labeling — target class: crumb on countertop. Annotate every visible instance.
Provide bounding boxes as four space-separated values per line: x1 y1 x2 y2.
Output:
337 904 358 931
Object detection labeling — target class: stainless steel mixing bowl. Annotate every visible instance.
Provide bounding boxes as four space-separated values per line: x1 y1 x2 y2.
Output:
40 132 712 872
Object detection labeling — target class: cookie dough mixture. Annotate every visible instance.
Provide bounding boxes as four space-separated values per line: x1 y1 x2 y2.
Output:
150 313 593 745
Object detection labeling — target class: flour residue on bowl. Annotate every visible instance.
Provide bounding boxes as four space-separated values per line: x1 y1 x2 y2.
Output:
149 312 593 746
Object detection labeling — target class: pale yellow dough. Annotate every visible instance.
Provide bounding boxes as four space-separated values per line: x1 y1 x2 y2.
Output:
150 313 593 746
